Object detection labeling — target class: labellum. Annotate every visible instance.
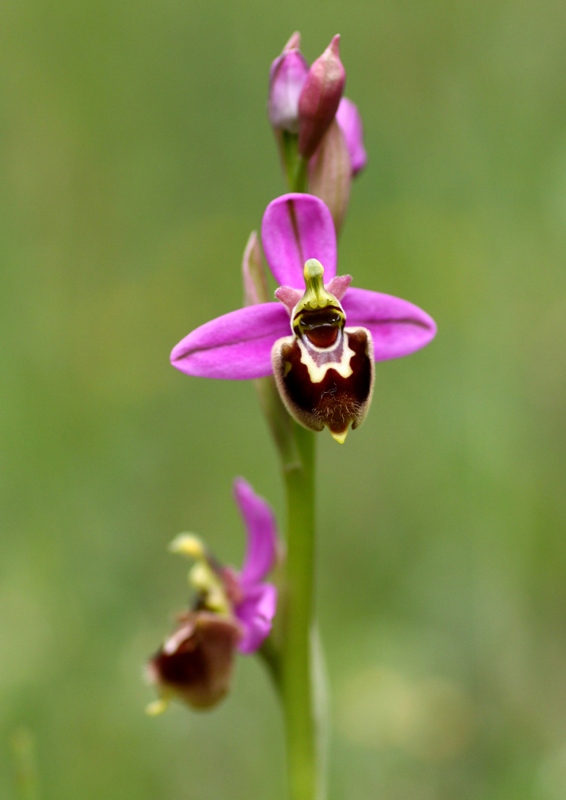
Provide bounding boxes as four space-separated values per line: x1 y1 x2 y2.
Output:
272 259 374 443
147 611 242 710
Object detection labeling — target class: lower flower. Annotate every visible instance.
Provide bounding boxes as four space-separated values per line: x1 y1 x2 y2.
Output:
146 479 280 712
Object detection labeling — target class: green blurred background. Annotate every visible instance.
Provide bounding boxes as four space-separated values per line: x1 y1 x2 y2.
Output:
1 0 566 797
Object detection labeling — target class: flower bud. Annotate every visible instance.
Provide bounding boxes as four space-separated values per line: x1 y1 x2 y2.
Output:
147 611 242 711
268 32 309 134
242 231 269 306
308 119 352 233
298 35 346 160
336 97 367 176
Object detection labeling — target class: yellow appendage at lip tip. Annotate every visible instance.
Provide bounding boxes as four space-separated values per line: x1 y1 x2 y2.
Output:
330 427 349 444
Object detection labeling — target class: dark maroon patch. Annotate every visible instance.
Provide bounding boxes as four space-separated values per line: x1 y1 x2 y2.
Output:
305 326 339 348
274 329 373 436
149 612 241 709
153 624 204 688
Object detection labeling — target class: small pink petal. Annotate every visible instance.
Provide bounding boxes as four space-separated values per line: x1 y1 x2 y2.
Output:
342 287 437 360
233 478 279 585
274 285 302 314
261 193 337 288
236 583 278 654
325 274 352 300
171 303 289 379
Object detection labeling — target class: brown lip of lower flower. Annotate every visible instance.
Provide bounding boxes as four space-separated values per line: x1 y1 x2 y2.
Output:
147 611 242 711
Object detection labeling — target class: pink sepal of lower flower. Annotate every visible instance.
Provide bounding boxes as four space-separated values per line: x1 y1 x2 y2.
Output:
230 477 279 654
171 193 436 380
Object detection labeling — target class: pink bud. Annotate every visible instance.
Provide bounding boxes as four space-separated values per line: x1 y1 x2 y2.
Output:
242 231 269 305
336 97 367 176
298 35 346 159
308 119 352 233
268 32 309 133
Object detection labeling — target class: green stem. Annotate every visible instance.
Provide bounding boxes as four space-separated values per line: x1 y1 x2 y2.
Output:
281 422 318 800
279 149 320 800
254 377 300 470
255 144 321 798
281 131 299 190
280 133 309 194
293 157 308 194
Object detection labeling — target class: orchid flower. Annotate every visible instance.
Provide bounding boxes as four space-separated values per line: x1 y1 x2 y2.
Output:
147 478 279 711
171 193 436 443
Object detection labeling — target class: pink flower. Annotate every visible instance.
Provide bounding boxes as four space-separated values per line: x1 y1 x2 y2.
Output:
147 479 279 711
171 194 436 441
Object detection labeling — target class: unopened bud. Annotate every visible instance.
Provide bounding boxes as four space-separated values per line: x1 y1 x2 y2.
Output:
298 35 346 159
336 97 367 176
268 32 309 133
308 119 352 233
242 231 269 305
